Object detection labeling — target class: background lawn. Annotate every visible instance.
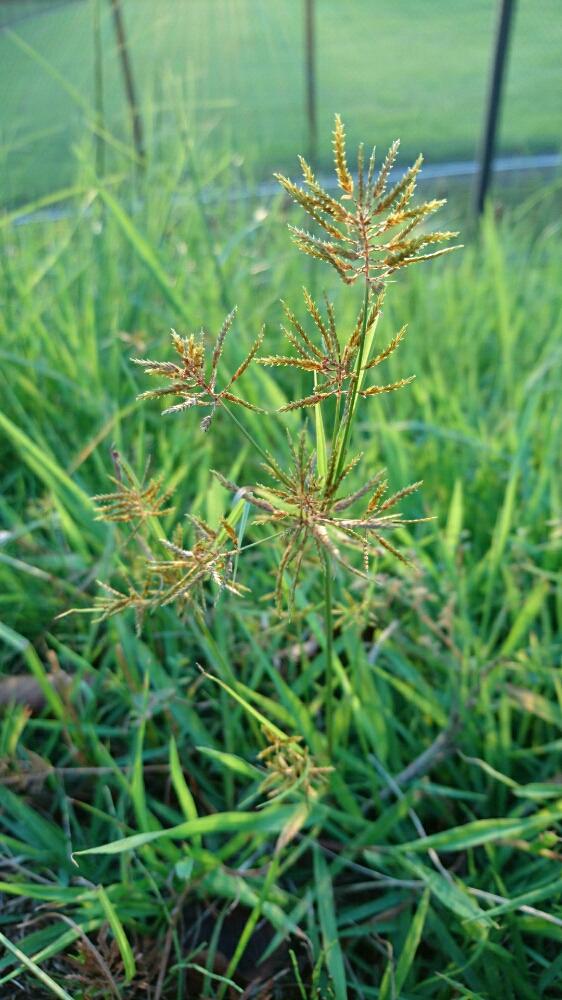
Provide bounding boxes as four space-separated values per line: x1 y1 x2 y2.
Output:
1 0 562 205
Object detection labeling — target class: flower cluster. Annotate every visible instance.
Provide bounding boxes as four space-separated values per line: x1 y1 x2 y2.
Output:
87 116 454 629
132 307 263 430
258 728 332 801
92 468 173 524
258 287 411 411
275 113 458 288
93 516 245 632
214 429 427 611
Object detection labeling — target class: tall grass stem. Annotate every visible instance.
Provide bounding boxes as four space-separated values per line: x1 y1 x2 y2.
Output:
323 551 335 758
330 281 370 487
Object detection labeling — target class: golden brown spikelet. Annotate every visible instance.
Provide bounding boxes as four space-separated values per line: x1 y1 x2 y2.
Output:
333 113 354 196
276 114 459 290
92 469 173 524
132 308 263 429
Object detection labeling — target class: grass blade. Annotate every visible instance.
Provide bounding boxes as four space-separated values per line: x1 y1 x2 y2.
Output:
0 930 74 1000
379 888 430 999
98 885 136 983
97 186 191 322
314 847 347 1000
73 805 303 859
397 805 562 854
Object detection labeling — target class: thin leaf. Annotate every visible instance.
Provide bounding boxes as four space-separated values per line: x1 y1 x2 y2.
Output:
98 885 136 983
314 847 347 1000
379 889 430 1000
0 930 74 1000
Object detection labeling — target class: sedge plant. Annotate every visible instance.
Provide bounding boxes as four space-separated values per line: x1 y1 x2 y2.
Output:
89 115 458 759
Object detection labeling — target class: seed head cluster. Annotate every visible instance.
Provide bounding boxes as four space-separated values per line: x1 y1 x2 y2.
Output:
132 307 264 430
87 116 456 653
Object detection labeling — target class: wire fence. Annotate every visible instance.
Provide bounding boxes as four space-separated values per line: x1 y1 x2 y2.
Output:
1 0 561 208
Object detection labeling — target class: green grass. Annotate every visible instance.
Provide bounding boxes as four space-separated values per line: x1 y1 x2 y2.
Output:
1 110 562 997
1 0 562 205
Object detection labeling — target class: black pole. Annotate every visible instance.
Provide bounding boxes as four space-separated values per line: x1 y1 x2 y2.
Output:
474 0 516 214
304 0 317 165
109 0 145 166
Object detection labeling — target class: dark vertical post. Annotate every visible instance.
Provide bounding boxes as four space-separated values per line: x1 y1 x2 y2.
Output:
304 0 317 165
109 0 145 166
93 0 105 177
474 0 516 214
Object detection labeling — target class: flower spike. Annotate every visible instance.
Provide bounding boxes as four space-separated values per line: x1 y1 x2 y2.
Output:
276 114 460 289
132 308 264 430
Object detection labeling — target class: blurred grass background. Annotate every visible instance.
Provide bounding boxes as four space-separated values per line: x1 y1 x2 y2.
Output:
1 0 562 204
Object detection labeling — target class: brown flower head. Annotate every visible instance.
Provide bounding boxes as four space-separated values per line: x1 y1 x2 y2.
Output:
214 430 429 611
258 727 332 801
258 287 412 411
149 516 248 611
93 516 246 632
132 308 264 430
92 468 174 524
275 113 459 289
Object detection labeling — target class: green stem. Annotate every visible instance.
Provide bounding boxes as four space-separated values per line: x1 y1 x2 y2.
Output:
330 280 370 489
222 402 271 467
323 551 335 758
332 392 341 445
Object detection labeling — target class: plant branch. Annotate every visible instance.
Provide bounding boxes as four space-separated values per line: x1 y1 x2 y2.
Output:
323 550 335 758
222 402 271 467
329 280 370 489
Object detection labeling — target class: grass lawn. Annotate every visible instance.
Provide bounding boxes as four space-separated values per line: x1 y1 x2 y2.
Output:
1 0 562 205
0 98 561 994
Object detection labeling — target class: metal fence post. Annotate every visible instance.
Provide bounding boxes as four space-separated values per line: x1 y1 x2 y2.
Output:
474 0 517 214
304 0 317 165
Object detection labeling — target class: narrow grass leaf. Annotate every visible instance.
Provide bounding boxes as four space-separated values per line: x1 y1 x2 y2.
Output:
397 858 492 934
0 787 68 863
397 804 562 853
0 930 74 1000
98 885 136 983
73 806 302 859
98 186 191 323
169 736 199 822
197 745 260 780
200 670 287 739
473 875 562 921
0 622 67 722
500 580 550 656
314 394 328 479
0 922 100 984
379 888 430 1000
444 478 463 560
314 847 348 1000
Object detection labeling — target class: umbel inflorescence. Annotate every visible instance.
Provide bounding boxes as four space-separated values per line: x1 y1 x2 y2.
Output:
131 307 264 431
275 114 456 287
90 116 457 628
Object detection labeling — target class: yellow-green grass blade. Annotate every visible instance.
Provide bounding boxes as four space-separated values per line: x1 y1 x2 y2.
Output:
0 930 74 1000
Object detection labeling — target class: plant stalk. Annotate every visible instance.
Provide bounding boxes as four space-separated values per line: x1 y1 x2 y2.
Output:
330 280 370 488
222 402 271 467
323 551 335 758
